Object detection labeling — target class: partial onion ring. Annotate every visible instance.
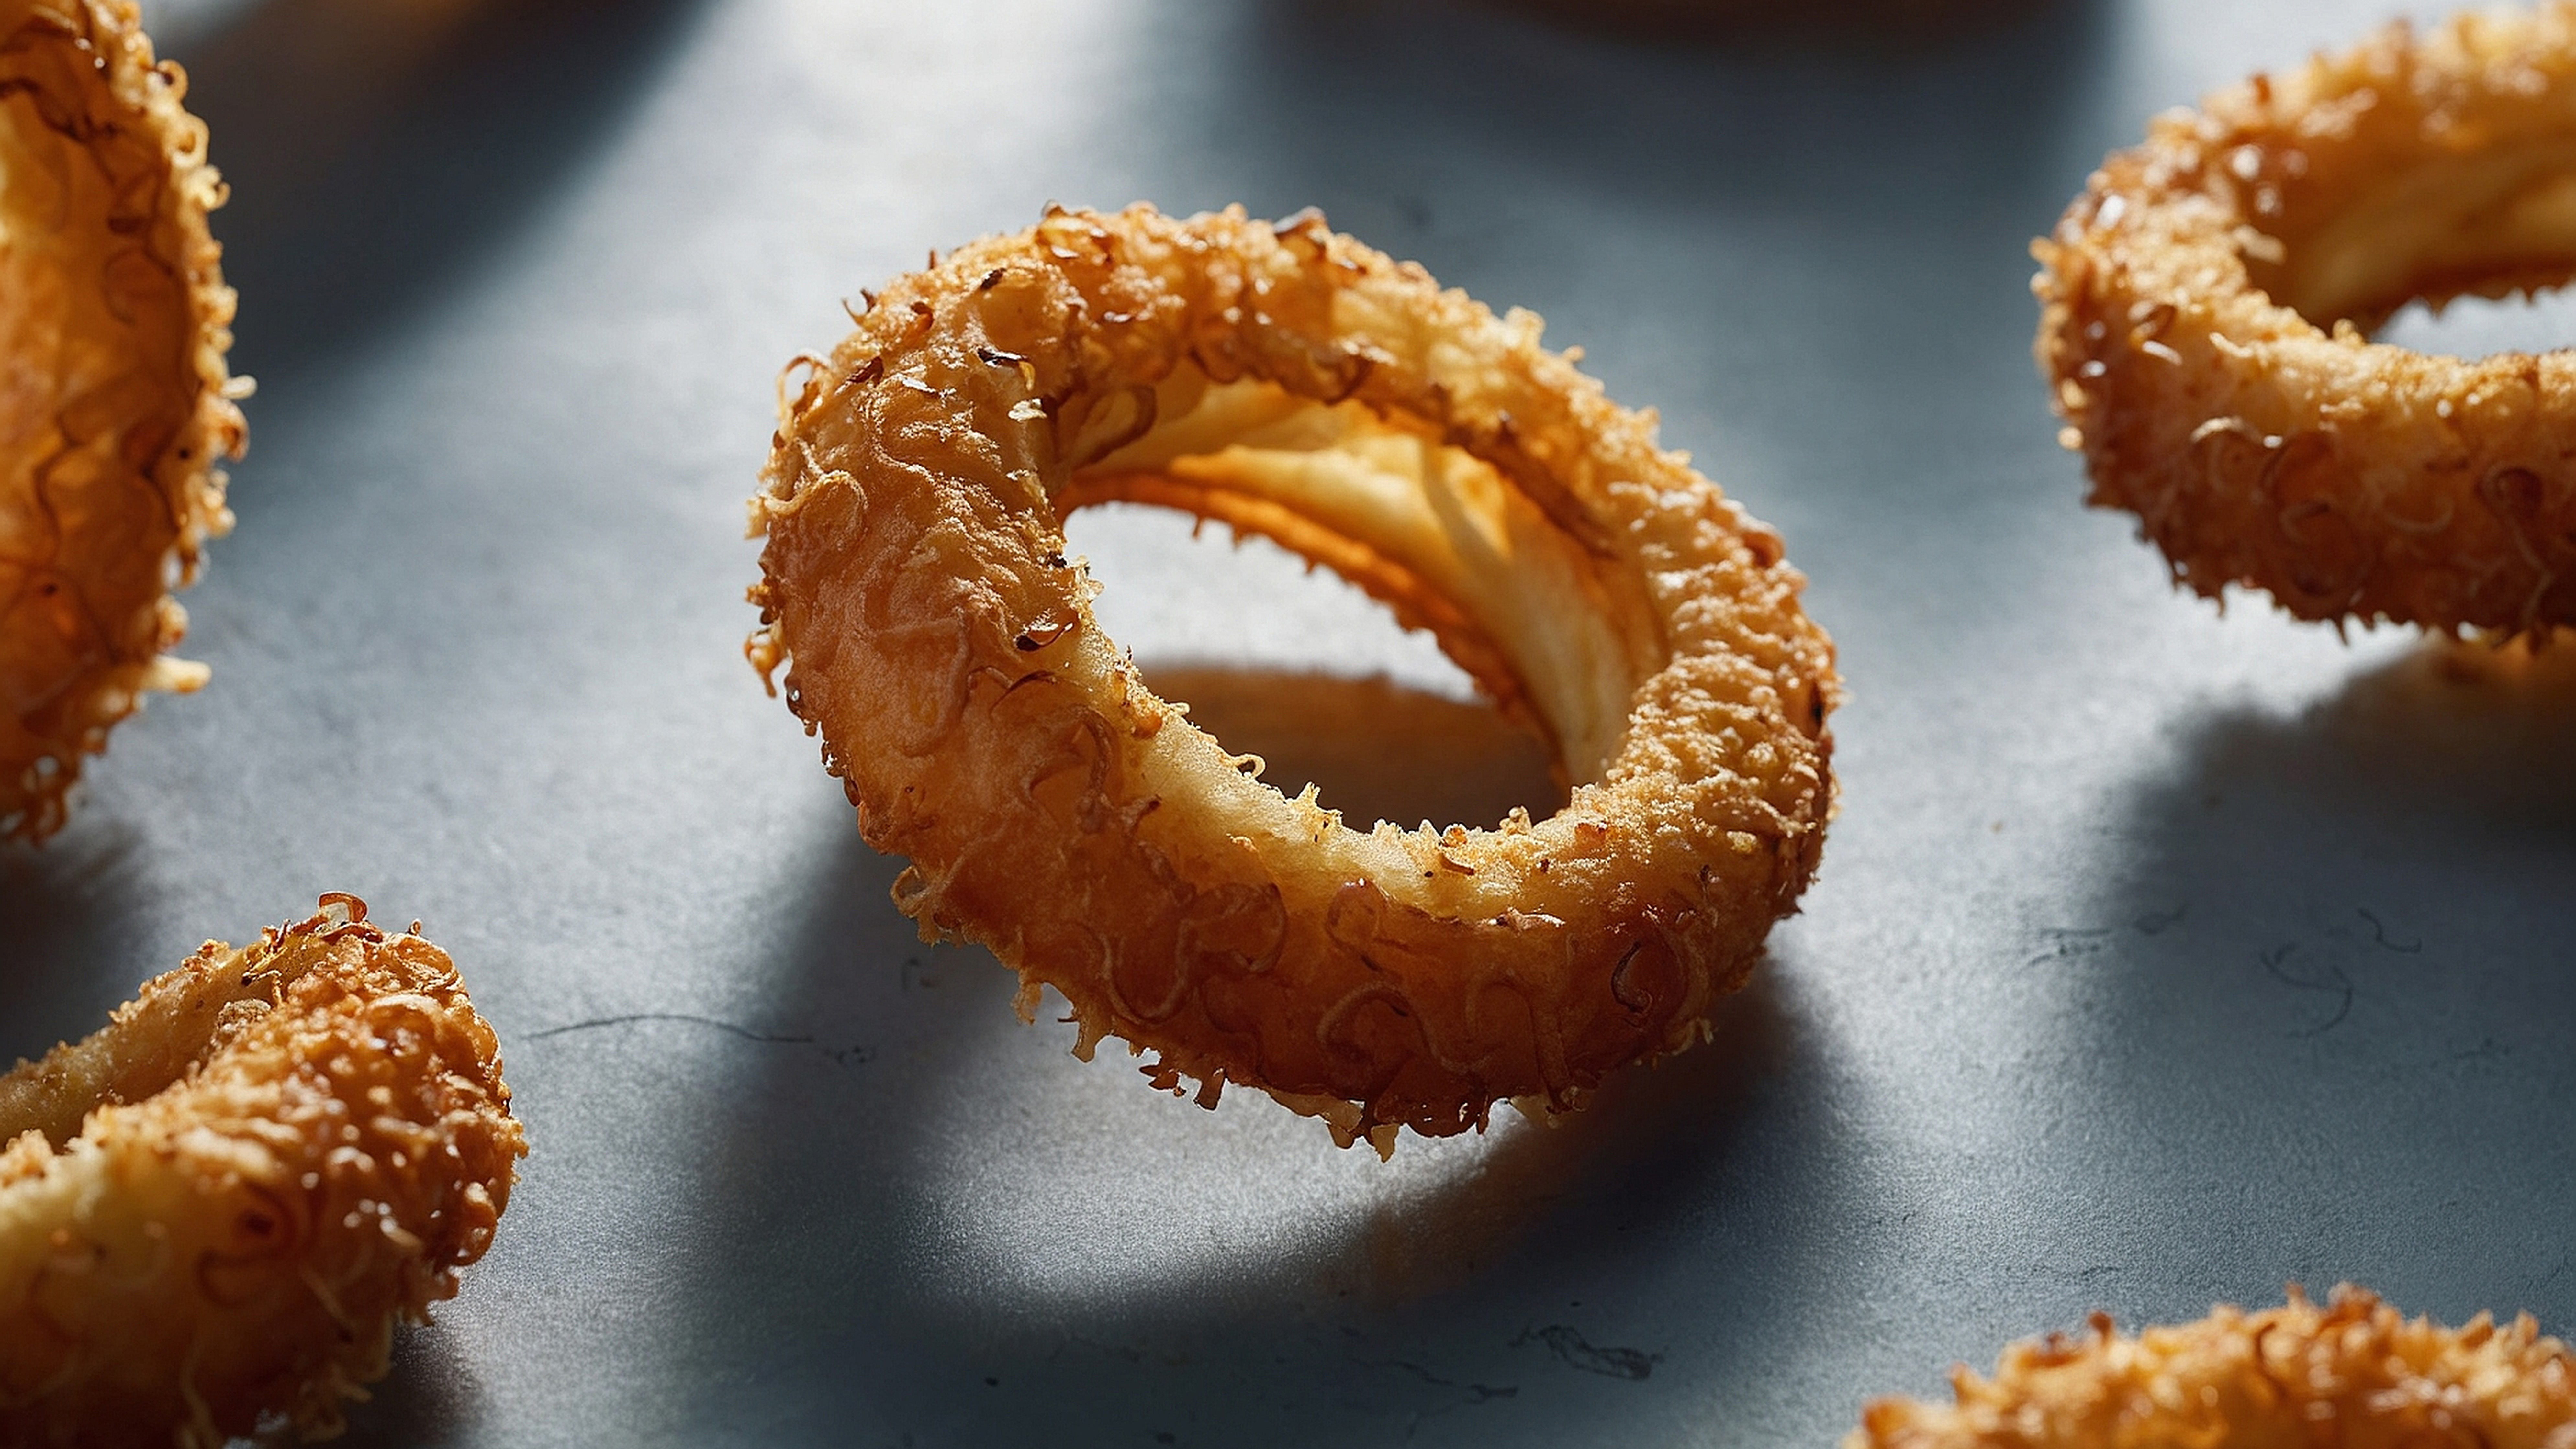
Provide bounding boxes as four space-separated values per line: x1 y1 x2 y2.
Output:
748 204 1836 1151
0 0 246 841
2035 6 2576 634
0 895 523 1445
1848 1285 2576 1449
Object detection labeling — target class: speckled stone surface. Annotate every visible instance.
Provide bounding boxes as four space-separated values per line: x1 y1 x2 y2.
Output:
11 1 2571 1444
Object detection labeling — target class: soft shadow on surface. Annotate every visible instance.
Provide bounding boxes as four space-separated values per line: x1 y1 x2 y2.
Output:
2029 636 2576 1331
1187 0 2110 248
1480 0 2049 50
2303 634 2576 832
349 1326 486 1449
0 825 159 1064
1304 971 1801 1305
1140 665 1565 831
180 0 709 375
623 766 1832 1441
2165 635 2576 841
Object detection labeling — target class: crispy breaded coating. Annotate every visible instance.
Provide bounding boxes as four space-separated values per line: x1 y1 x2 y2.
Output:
0 0 244 840
2036 5 2576 633
1851 1286 2576 1449
0 896 524 1445
749 204 1836 1151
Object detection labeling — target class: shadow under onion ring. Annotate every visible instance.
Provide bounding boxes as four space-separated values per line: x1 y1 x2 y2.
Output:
0 895 523 1446
1849 1285 2576 1448
747 204 1837 1152
0 0 245 841
2037 6 2576 635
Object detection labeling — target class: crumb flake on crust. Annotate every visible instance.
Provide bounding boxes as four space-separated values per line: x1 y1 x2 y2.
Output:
750 203 1838 1150
2036 5 2576 634
0 0 245 841
0 895 523 1446
1850 1285 2576 1449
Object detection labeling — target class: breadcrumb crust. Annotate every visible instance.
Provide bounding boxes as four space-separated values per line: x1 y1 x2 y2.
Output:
1851 1286 2576 1449
0 896 523 1445
0 0 245 841
2036 5 2576 633
750 204 1837 1150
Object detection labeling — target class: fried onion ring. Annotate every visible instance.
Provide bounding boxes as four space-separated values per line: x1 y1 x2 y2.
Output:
1848 1285 2576 1449
0 895 523 1445
748 204 1836 1151
0 0 244 841
2035 6 2576 633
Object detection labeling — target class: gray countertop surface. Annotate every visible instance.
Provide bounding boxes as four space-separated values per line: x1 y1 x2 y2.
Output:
11 0 2574 1443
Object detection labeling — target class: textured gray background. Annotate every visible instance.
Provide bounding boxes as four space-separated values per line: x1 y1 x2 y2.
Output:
9 0 2573 1443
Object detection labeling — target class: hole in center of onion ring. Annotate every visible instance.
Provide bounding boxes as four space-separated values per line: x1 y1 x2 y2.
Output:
1062 504 1566 832
2374 289 2576 361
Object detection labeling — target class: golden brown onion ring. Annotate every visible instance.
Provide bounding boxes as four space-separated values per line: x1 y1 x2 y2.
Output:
2036 7 2576 634
0 0 245 841
0 895 523 1445
747 204 1836 1151
1849 1285 2576 1449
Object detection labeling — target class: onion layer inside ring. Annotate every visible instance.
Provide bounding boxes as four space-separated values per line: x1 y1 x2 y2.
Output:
0 0 244 840
2036 7 2576 632
750 204 1837 1151
0 896 522 1445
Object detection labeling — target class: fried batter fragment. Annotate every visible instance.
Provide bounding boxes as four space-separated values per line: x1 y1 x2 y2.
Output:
0 0 244 840
0 895 523 1446
748 204 1837 1151
1851 1285 2576 1449
2037 5 2576 634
